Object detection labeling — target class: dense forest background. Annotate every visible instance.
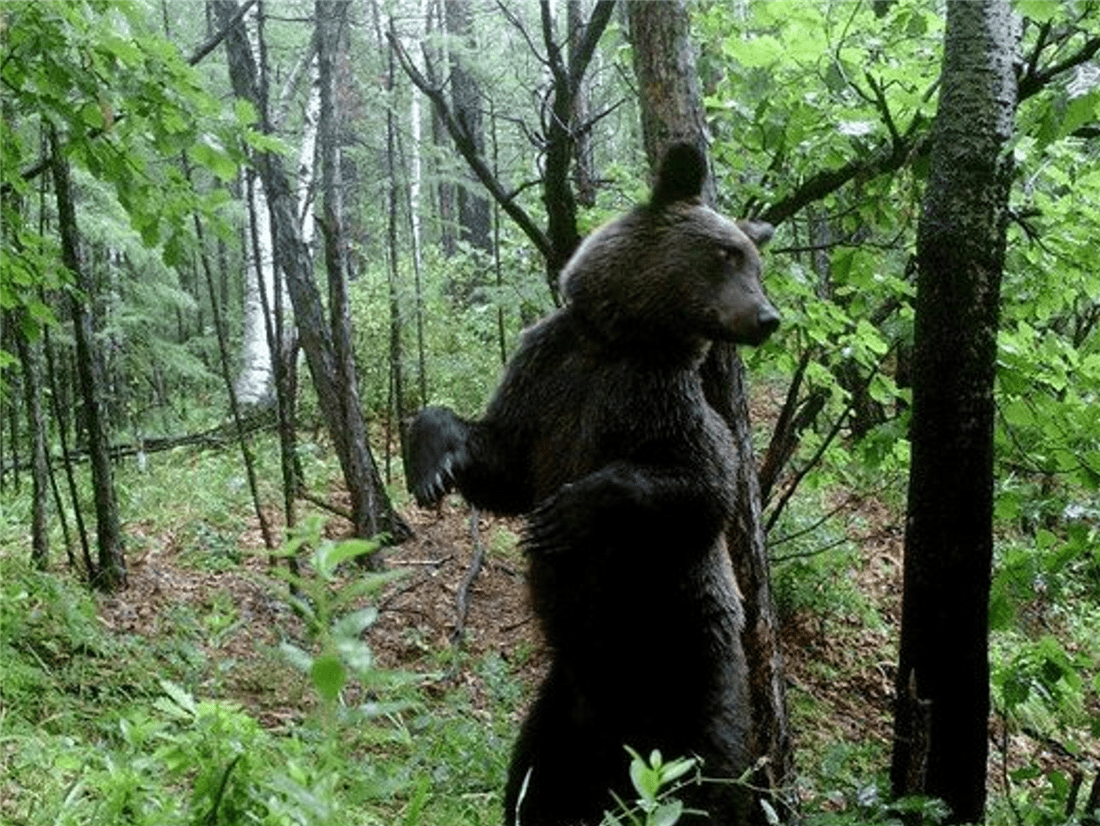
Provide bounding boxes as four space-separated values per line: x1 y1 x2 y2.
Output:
1 1 1098 824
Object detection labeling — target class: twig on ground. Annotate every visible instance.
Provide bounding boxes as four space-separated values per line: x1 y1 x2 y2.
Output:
451 507 486 647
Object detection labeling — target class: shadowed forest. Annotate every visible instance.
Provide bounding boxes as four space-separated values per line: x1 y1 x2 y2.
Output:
2 1 1098 825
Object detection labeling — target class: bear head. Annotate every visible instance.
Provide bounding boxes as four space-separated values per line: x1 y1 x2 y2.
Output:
559 143 780 356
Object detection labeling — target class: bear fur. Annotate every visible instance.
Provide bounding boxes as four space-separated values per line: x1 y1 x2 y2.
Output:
406 143 779 825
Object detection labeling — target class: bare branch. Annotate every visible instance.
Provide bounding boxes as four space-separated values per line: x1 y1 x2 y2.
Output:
387 29 552 260
1019 31 1100 100
188 0 258 65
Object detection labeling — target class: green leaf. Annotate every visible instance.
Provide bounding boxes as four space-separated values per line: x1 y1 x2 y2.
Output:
734 35 783 68
333 607 379 639
651 801 684 826
311 655 345 702
1015 0 1062 23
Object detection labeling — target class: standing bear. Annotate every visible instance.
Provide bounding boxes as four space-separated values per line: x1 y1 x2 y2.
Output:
406 143 779 825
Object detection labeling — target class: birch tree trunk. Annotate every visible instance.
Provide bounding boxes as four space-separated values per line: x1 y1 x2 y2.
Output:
235 5 316 407
236 169 278 405
628 3 794 819
890 2 1018 821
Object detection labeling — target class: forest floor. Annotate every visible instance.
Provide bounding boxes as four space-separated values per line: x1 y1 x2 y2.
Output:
96 474 906 793
91 424 1092 814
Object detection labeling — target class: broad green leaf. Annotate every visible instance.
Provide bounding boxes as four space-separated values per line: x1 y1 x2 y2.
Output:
311 655 346 702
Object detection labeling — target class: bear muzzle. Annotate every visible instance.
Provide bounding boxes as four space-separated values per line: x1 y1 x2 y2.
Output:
753 304 781 344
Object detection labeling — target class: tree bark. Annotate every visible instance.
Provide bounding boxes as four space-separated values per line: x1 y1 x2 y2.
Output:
627 2 794 819
215 0 410 546
890 2 1018 822
445 0 492 255
567 0 597 208
13 313 50 569
627 1 715 205
48 125 127 592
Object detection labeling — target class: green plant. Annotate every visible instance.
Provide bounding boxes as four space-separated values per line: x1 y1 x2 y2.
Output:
600 748 702 826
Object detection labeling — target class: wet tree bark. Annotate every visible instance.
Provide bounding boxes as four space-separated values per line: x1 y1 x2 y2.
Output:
628 2 794 820
890 1 1018 821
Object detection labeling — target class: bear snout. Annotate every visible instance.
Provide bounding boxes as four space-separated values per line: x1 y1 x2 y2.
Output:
756 305 781 342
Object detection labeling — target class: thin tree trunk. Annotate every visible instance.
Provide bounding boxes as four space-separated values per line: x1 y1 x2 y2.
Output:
13 314 50 569
45 324 92 577
48 125 126 592
185 156 277 558
567 0 597 208
891 2 1018 821
628 2 794 819
247 164 300 568
381 11 406 477
427 0 456 258
445 0 491 255
400 5 428 408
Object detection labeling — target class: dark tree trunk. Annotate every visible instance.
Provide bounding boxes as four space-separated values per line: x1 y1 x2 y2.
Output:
48 125 127 592
391 2 613 299
890 1 1018 821
215 0 410 546
445 0 491 255
539 0 615 289
317 0 403 549
45 325 93 576
628 2 794 819
13 313 50 569
380 12 407 448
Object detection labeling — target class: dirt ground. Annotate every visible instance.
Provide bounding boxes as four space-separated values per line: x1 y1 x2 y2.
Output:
96 450 1095 809
98 478 906 756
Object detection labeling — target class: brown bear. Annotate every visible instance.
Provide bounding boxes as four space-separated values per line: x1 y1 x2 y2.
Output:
406 143 779 825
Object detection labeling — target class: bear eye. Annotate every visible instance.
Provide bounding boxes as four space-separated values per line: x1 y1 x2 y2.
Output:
718 246 743 266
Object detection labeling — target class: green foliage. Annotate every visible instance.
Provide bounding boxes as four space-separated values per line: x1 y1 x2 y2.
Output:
791 741 949 826
0 561 160 729
275 517 419 710
350 243 552 418
603 747 702 826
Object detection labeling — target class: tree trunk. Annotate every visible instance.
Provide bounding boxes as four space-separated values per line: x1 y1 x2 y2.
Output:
627 1 715 205
234 3 312 408
380 11 407 460
426 0 457 258
215 0 410 546
237 169 278 406
445 0 491 255
48 125 127 592
567 0 596 208
628 2 794 819
890 2 1017 822
13 313 50 569
317 0 402 551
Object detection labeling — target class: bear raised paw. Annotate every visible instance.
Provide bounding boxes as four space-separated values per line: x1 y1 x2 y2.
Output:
406 142 779 825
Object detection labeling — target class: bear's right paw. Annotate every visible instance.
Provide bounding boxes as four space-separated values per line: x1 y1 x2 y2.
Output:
405 407 469 507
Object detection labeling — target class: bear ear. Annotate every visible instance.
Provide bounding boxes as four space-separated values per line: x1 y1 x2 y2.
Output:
650 142 708 208
737 219 774 249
